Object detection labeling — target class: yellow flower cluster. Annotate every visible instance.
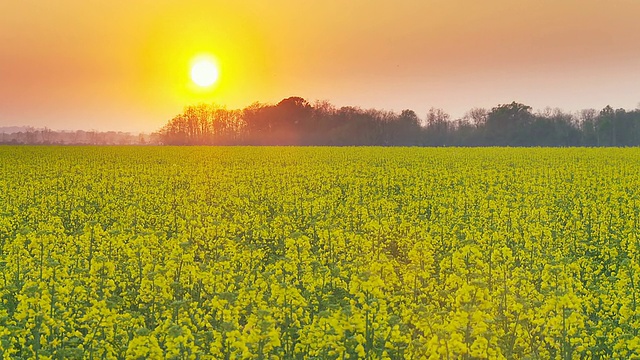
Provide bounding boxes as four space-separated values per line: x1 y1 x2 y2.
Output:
1 146 640 359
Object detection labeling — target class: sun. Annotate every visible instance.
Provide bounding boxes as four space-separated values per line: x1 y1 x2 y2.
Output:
190 58 219 87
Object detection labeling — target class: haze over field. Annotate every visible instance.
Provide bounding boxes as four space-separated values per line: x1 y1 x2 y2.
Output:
1 0 640 132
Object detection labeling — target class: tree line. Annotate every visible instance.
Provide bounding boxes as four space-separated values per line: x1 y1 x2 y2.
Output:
0 128 158 145
4 98 638 146
158 97 640 146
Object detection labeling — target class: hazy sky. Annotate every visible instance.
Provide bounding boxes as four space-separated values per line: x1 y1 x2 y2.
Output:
2 0 640 132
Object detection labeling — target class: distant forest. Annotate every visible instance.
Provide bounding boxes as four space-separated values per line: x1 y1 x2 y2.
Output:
4 97 640 146
0 128 157 145
158 97 640 146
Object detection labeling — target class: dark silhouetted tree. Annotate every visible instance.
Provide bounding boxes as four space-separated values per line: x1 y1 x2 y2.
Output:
486 102 534 146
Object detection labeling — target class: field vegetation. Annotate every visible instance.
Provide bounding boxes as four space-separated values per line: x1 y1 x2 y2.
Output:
1 147 639 359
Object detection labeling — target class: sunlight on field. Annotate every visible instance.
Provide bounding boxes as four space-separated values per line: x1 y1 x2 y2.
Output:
1 147 639 358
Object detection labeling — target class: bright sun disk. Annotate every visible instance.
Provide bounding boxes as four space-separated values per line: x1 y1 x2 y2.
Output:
190 59 219 87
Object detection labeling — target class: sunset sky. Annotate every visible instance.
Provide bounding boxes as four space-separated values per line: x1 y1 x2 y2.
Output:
2 0 640 132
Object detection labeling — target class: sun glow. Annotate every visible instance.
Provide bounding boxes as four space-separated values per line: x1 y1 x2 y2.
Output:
190 57 219 87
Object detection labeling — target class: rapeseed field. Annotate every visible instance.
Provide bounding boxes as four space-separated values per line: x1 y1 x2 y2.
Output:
1 147 639 359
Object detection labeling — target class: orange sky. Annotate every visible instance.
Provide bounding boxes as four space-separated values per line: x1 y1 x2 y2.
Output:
1 0 640 132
